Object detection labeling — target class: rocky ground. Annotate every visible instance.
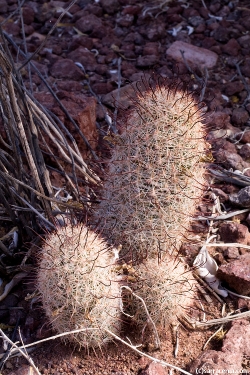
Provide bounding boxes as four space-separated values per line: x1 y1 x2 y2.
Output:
0 0 250 374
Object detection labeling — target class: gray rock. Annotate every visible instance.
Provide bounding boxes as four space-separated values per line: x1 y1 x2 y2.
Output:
229 186 250 207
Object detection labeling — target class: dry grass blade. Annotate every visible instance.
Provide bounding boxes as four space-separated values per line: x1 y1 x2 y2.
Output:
0 329 41 375
0 29 100 240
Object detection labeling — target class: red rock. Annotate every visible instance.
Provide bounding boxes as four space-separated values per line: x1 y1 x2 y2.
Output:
102 82 143 109
238 35 250 49
140 362 168 375
116 14 134 27
217 254 250 295
195 23 206 33
188 15 204 27
22 6 35 25
2 20 20 36
232 108 249 126
57 80 83 92
199 7 209 19
59 92 98 151
83 4 103 17
50 59 84 80
8 365 35 375
166 41 218 69
219 222 250 244
223 81 244 96
242 16 250 31
122 5 141 15
213 139 237 153
143 42 159 56
141 22 166 41
69 35 94 52
75 14 102 34
0 0 7 13
100 0 120 14
24 24 34 36
68 47 97 72
91 82 114 94
136 55 158 67
213 26 230 42
223 247 240 259
206 111 231 130
215 150 246 171
241 58 250 78
239 144 250 160
189 320 250 374
221 38 241 56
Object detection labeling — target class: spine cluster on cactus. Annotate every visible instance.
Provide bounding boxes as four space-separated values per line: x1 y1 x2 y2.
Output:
125 257 196 330
37 225 121 349
95 80 207 261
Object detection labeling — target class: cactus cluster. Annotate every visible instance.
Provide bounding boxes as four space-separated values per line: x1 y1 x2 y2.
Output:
95 81 207 261
37 225 121 349
37 78 206 348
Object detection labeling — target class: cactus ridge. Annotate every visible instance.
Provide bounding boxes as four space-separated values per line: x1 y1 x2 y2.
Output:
37 225 121 349
95 82 207 261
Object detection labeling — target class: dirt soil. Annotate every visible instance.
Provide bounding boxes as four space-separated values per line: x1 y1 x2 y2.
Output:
0 0 250 374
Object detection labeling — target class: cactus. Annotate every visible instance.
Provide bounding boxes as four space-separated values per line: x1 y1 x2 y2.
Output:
125 257 196 329
95 79 207 261
37 225 121 349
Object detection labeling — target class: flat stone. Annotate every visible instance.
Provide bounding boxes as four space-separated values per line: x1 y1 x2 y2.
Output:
217 253 250 295
166 41 218 69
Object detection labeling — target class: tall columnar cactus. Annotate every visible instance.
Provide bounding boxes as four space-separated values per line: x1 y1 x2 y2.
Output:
37 225 121 349
95 79 208 261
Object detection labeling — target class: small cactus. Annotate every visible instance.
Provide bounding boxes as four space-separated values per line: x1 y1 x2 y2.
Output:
95 79 207 261
126 257 196 329
37 225 121 349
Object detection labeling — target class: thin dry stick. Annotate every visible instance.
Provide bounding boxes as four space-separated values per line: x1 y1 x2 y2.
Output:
203 325 224 350
191 310 250 328
120 286 161 349
206 242 250 250
193 273 224 304
194 208 250 221
10 188 56 229
0 329 41 375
